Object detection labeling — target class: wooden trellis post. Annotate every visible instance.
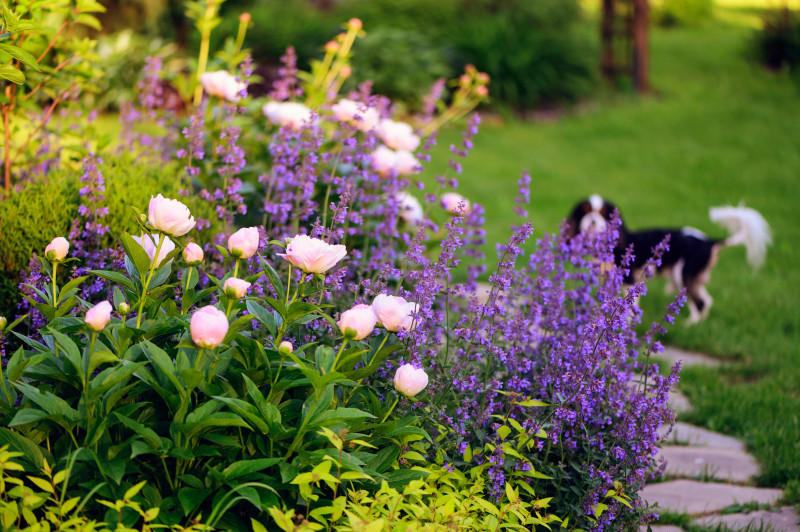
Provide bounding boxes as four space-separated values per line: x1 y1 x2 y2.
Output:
600 0 650 93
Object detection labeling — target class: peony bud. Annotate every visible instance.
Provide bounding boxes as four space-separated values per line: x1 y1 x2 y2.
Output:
132 234 176 267
262 101 315 130
118 302 131 315
85 301 112 332
441 192 471 215
376 119 420 152
239 12 251 22
45 237 70 262
200 71 246 103
475 85 489 98
0 316 7 331
331 99 379 132
190 305 229 349
183 242 204 265
396 191 424 227
348 18 363 30
278 340 293 355
338 304 378 340
227 227 260 259
148 194 196 236
372 294 419 332
325 40 339 53
394 364 428 397
223 277 251 299
339 65 352 78
278 234 347 274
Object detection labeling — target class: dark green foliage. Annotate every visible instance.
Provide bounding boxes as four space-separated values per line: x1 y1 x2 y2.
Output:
344 28 452 110
752 8 800 71
654 0 714 27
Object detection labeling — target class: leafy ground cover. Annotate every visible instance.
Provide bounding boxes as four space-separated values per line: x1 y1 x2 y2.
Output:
423 0 800 490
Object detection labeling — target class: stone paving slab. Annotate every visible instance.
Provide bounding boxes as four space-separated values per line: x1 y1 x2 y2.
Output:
660 446 759 482
659 346 723 367
694 506 800 532
669 389 691 414
638 526 684 532
641 480 782 515
659 422 745 451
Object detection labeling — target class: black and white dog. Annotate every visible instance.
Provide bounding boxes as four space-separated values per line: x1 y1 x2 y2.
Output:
567 195 772 323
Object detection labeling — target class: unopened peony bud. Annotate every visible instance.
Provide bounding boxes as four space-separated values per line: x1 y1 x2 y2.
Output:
0 316 7 331
45 237 69 262
85 301 112 332
348 18 362 30
239 12 251 22
460 73 471 85
223 277 251 299
475 85 489 97
325 40 339 53
132 234 176 267
477 72 490 84
338 304 377 340
372 294 419 332
190 306 229 349
278 235 347 274
183 242 204 265
441 192 471 215
118 302 131 315
227 227 260 259
148 194 196 236
340 65 352 78
394 364 428 397
278 341 293 355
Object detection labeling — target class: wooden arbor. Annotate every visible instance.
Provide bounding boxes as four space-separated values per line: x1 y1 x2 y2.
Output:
601 0 650 93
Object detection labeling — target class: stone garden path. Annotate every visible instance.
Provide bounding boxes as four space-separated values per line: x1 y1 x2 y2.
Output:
641 347 799 531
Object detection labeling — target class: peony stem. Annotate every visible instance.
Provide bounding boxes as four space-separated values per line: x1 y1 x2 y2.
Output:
136 235 165 328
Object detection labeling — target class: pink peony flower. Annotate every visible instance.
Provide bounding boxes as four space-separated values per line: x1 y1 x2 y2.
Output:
370 146 420 177
441 192 471 215
278 234 347 274
132 234 176 267
85 301 112 332
396 191 424 227
148 194 196 236
394 364 428 397
331 99 380 131
223 277 251 299
338 304 378 340
377 119 420 152
183 242 204 265
227 227 260 259
262 101 315 130
45 237 70 262
371 294 419 332
200 70 246 102
190 305 229 349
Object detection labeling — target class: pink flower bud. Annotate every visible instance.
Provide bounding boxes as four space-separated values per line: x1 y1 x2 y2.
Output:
278 341 293 355
190 305 229 349
227 227 260 259
147 194 196 236
370 146 420 177
118 302 131 315
223 277 251 299
338 304 377 340
348 18 363 30
475 85 489 97
45 237 70 262
394 364 428 397
132 234 176 267
396 191 424 227
183 242 204 265
325 40 339 53
200 71 247 103
239 12 251 22
331 99 379 132
441 192 471 215
278 234 347 274
340 65 352 78
376 119 420 152
372 294 419 332
0 316 8 330
85 301 112 332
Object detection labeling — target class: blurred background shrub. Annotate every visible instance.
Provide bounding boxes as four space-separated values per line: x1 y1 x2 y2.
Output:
652 0 715 27
752 7 800 71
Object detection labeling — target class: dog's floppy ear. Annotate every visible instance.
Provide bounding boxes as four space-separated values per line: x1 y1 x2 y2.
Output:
565 199 590 238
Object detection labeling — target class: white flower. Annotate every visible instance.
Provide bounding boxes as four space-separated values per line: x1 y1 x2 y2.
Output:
263 101 315 130
377 119 420 151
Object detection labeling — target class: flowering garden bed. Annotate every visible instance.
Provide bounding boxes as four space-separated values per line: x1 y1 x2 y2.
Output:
0 7 684 531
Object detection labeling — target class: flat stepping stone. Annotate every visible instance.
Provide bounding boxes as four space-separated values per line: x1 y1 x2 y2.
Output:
659 422 745 451
659 346 723 367
638 526 684 532
660 446 759 482
694 506 800 532
668 389 692 414
641 480 782 515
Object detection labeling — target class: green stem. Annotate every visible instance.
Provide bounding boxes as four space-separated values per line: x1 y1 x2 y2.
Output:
51 262 59 306
193 0 218 106
136 235 165 328
380 396 400 424
285 265 292 307
331 338 349 372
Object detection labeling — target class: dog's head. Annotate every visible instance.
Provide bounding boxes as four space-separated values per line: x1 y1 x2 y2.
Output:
566 194 619 237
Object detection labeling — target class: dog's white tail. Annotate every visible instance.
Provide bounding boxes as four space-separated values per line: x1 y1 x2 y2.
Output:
709 205 772 269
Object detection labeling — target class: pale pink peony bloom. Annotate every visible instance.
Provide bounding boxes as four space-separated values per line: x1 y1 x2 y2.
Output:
85 301 112 332
190 305 229 349
370 146 420 177
200 70 246 102
371 294 419 332
441 192 471 215
338 304 378 340
148 194 196 237
132 234 176 267
396 191 424 227
262 101 315 130
394 364 429 397
278 234 347 274
223 277 251 299
183 242 204 265
377 119 420 152
227 227 260 259
331 99 380 132
45 237 70 262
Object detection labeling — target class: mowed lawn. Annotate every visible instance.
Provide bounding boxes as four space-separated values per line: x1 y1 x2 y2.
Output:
422 3 800 490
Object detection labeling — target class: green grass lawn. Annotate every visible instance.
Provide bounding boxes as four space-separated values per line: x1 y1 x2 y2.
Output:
423 3 800 490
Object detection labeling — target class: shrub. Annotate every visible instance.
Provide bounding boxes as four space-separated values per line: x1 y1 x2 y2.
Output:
653 0 714 27
752 7 800 71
